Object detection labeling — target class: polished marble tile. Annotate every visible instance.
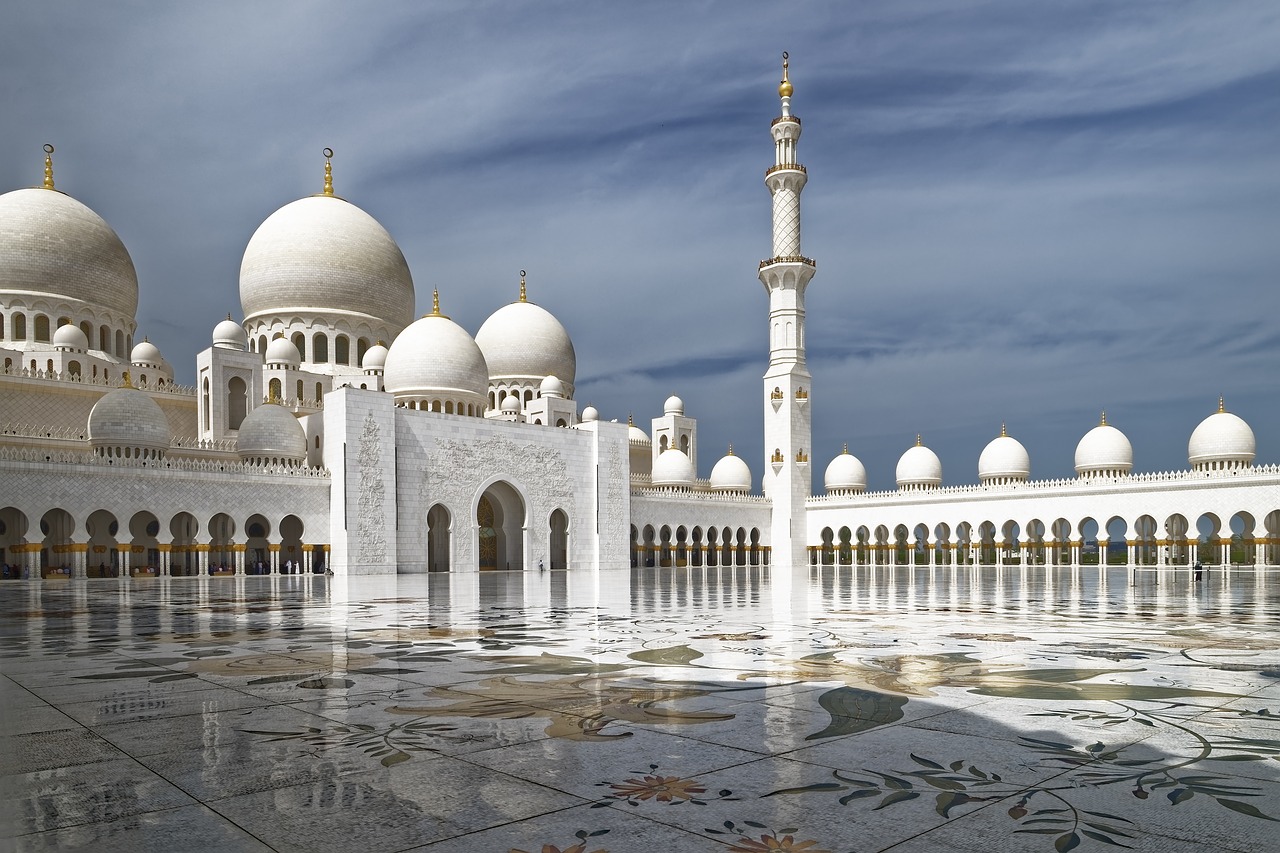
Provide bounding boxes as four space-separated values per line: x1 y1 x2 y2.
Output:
9 803 274 852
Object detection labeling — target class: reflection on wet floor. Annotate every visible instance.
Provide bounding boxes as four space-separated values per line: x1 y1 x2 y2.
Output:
2 566 1279 852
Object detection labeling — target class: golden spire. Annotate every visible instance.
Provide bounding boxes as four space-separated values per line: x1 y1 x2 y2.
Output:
843 442 848 454
1099 411 1107 426
628 413 634 426
121 370 132 389
519 269 527 303
778 51 793 98
727 443 734 456
322 147 334 196
1218 395 1225 413
915 434 922 447
42 144 55 190
430 289 441 315
1000 422 1007 437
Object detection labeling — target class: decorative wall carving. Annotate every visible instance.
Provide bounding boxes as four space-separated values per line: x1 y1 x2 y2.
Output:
356 411 386 564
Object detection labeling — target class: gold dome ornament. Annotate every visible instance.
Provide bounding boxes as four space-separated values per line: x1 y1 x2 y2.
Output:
778 52 793 98
321 148 334 196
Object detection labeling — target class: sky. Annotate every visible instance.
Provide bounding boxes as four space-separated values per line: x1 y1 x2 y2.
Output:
2 1 1277 490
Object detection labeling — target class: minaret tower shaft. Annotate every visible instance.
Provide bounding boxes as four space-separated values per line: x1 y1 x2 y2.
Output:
760 53 815 569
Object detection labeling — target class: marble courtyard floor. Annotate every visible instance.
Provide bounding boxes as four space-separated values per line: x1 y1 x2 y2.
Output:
3 565 1280 852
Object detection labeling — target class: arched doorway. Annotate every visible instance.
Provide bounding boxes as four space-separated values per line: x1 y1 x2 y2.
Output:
86 509 119 577
549 509 568 570
280 515 304 573
245 514 271 574
427 504 451 572
476 481 525 571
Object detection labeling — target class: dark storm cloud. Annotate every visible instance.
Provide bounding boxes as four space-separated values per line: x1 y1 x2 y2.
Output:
2 1 1276 490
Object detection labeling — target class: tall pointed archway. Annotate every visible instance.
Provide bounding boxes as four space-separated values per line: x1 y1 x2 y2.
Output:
476 481 525 571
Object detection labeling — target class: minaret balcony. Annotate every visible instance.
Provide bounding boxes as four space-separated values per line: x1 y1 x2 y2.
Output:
765 163 806 177
759 255 816 270
771 115 802 127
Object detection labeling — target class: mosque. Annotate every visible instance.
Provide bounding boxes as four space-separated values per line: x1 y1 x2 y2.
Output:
1 60 1277 580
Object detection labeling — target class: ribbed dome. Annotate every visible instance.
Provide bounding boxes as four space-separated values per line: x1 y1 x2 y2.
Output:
88 387 169 458
651 446 695 487
896 439 942 489
709 450 752 493
475 299 576 389
1188 404 1255 470
265 336 302 368
1074 418 1133 476
239 195 414 332
236 403 307 466
383 312 489 407
824 449 867 493
361 343 388 371
664 395 685 416
0 187 139 320
130 339 164 365
978 430 1030 483
213 318 248 350
53 323 88 352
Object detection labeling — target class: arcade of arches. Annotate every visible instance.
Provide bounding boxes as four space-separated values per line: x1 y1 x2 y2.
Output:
810 510 1280 569
0 506 325 579
632 524 768 568
424 481 570 572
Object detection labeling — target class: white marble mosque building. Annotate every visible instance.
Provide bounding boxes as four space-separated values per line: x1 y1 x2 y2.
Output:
1 62 1277 581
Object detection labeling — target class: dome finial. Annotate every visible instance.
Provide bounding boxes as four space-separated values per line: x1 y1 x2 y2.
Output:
727 443 734 456
431 289 441 315
42 143 55 190
1099 410 1107 426
628 412 634 426
519 269 527 303
121 370 132 389
1000 422 1007 437
915 433 922 447
1218 395 1225 413
322 148 334 196
843 442 848 454
778 51 793 99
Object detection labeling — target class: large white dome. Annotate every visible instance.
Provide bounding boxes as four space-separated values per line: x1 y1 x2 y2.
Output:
88 387 169 459
824 447 867 494
978 429 1030 483
237 403 307 466
239 194 414 332
709 448 752 493
896 438 942 489
651 446 695 488
0 186 138 321
383 307 489 408
1074 416 1133 476
475 296 576 390
1188 402 1255 470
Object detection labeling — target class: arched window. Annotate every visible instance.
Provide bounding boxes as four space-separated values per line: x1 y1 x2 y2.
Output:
115 330 125 357
524 389 533 405
257 335 267 353
14 313 27 340
296 380 304 400
34 315 50 341
202 378 211 431
315 382 323 401
445 401 454 414
357 337 369 365
291 332 306 360
269 378 282 400
227 376 247 430
0 314 5 338
335 335 350 365
126 334 133 354
312 333 328 363
68 361 81 376
99 325 109 352
79 320 92 342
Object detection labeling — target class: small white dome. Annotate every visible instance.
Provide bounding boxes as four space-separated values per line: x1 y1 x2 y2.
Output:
236 403 307 465
475 295 577 390
383 309 489 408
361 342 389 371
709 449 752 493
978 429 1031 483
628 422 651 445
824 448 867 493
1188 402 1255 470
1074 416 1133 476
500 394 521 414
213 317 248 350
88 387 169 458
651 446 695 487
664 394 685 416
580 405 599 423
264 336 302 368
896 438 942 489
130 338 163 365
539 375 566 399
53 323 88 352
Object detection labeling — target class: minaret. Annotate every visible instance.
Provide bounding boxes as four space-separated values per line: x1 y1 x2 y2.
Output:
760 52 815 569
